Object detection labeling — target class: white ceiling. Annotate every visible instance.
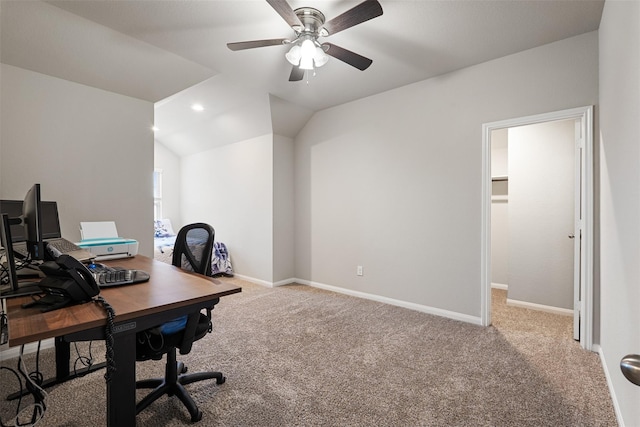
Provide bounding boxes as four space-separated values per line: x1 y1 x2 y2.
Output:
0 0 604 157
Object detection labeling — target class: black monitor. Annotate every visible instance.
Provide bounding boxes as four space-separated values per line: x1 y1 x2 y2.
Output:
0 213 41 298
0 200 62 242
0 200 24 242
41 202 61 240
23 184 45 260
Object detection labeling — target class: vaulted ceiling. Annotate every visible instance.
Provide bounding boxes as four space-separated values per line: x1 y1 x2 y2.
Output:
1 0 604 156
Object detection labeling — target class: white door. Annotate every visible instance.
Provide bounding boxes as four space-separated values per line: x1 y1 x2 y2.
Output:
507 120 575 314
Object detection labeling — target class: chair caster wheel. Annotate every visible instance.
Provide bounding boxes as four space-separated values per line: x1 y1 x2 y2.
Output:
191 409 202 422
182 366 188 374
217 376 226 385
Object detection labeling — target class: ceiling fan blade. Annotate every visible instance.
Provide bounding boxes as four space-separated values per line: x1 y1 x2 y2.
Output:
322 43 373 71
289 66 304 82
227 38 288 51
322 0 383 36
266 0 303 28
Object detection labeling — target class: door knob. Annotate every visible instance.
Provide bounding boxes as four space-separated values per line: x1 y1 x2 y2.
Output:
621 354 640 386
568 233 575 239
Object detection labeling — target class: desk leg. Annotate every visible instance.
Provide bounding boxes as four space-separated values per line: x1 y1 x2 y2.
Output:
55 336 70 379
107 332 136 427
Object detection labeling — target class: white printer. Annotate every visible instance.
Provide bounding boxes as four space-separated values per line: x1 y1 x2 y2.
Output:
76 221 139 261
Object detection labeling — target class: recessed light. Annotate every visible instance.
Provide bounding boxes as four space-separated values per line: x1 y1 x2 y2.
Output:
191 104 204 112
152 126 159 132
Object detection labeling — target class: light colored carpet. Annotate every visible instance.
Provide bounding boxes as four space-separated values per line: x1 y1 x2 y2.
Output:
1 280 617 426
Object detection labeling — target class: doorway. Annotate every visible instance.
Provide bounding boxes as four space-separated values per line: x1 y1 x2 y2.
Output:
481 106 594 350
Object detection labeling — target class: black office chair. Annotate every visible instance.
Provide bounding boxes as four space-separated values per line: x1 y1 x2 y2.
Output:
135 223 223 422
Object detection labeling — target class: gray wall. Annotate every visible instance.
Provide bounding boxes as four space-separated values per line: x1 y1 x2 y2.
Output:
180 134 274 283
154 141 182 228
294 32 598 320
599 1 640 425
273 134 295 284
158 132 294 285
0 64 154 255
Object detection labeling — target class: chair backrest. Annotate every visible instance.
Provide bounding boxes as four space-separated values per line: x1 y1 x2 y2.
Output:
172 223 215 276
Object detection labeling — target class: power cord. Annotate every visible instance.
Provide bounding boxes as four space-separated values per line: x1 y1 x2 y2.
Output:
1 263 8 286
72 341 95 377
1 311 8 346
26 342 44 387
0 345 48 427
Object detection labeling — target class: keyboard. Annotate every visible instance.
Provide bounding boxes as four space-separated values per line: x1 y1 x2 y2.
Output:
86 263 150 288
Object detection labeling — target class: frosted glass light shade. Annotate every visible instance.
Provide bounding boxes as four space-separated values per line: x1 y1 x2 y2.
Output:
285 45 301 66
299 56 314 70
314 47 329 67
300 39 316 59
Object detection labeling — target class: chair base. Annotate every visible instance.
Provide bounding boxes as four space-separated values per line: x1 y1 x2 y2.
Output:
136 349 225 422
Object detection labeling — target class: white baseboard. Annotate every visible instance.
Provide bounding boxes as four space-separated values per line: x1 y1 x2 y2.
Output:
294 278 483 326
232 275 482 326
506 298 573 316
272 278 298 287
231 274 297 288
597 346 625 427
232 273 275 288
491 282 508 290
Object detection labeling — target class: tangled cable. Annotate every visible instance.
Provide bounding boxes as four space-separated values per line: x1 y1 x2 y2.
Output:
93 296 116 383
0 346 48 427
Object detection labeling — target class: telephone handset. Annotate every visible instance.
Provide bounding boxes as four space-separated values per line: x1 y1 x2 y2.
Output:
22 254 100 312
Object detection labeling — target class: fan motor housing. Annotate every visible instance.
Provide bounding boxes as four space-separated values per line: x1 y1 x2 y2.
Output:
293 7 327 36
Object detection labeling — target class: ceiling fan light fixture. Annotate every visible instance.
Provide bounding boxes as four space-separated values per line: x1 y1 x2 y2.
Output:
228 0 383 80
288 38 328 70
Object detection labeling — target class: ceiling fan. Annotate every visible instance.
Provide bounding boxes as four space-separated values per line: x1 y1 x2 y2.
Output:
227 0 383 81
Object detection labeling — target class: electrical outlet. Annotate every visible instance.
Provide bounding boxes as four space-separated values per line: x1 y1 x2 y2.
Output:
356 265 363 276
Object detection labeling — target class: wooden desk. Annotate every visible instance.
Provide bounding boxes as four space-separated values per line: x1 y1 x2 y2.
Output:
6 255 241 427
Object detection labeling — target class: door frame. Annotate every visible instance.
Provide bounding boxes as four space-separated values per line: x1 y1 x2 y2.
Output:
480 105 594 350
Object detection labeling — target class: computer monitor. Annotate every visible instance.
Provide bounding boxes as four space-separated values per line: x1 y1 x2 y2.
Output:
23 183 45 260
41 202 61 240
0 200 62 242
